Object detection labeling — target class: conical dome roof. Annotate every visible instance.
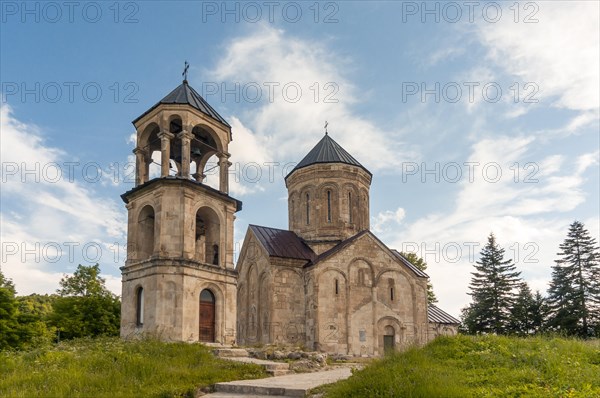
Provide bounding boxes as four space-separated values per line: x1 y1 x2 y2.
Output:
286 133 371 179
132 80 230 127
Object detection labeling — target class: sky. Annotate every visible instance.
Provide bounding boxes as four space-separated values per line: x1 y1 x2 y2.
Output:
1 1 599 317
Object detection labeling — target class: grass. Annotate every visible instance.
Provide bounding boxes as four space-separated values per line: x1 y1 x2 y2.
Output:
0 337 268 398
320 335 600 398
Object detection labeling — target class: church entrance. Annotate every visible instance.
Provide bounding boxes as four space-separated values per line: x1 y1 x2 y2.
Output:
383 325 395 353
199 289 215 342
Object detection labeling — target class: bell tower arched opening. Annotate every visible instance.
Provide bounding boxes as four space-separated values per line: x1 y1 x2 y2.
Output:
195 207 221 266
137 205 155 260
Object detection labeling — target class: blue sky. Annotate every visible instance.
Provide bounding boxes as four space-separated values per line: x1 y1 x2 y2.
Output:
1 1 598 316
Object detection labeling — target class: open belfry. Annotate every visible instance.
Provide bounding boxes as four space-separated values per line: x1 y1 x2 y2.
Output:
120 77 240 343
121 75 459 354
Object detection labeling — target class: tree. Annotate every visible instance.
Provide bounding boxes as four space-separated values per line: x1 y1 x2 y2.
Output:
57 263 107 296
400 252 438 304
508 282 537 336
0 270 54 350
49 264 120 340
16 294 58 346
530 290 549 334
0 269 20 350
461 233 522 334
547 221 600 337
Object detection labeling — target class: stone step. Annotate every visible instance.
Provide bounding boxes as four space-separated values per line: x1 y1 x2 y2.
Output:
219 356 291 376
264 362 290 371
268 370 291 377
204 343 234 348
204 393 287 398
213 383 300 397
214 348 250 358
213 368 352 397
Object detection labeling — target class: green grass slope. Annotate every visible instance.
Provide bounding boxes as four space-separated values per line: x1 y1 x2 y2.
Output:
323 335 600 398
0 338 268 398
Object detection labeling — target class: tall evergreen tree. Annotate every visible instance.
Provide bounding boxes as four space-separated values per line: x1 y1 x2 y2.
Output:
530 290 549 334
462 233 521 334
547 221 600 337
508 282 536 336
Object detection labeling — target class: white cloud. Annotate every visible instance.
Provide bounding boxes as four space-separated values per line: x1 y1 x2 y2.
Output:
475 2 599 114
0 104 126 296
427 46 466 66
207 25 418 174
371 208 406 234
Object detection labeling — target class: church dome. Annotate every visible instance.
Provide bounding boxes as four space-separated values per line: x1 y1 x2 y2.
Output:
285 133 372 250
285 133 371 180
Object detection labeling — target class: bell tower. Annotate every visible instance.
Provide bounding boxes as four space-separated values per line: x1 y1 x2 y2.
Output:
120 74 241 344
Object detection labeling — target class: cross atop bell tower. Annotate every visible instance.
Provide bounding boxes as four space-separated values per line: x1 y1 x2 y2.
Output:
120 72 240 344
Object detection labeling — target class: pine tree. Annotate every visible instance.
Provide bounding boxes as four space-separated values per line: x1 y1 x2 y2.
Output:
530 290 549 334
508 282 536 336
547 221 600 337
462 233 522 334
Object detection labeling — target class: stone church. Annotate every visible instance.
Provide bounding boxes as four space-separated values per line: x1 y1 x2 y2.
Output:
120 78 458 355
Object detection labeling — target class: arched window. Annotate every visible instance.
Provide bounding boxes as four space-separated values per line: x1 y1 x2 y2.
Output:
335 278 339 295
136 287 144 326
348 192 353 223
388 278 395 301
306 193 310 225
327 190 332 222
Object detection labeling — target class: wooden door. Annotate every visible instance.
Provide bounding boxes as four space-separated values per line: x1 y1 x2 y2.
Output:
199 290 215 342
383 325 395 353
383 335 395 352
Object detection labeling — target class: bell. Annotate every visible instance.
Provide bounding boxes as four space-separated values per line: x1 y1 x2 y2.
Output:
191 147 202 158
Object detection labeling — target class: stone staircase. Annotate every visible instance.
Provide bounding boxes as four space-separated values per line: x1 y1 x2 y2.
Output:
207 367 352 397
208 347 354 397
213 348 291 376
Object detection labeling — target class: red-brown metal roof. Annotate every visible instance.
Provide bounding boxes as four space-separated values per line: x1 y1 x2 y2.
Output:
249 225 316 262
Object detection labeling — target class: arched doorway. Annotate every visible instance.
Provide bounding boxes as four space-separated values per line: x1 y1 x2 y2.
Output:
199 289 216 342
383 325 395 353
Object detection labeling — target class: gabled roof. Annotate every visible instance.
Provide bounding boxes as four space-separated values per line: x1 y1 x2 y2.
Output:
428 305 460 324
309 230 428 279
390 250 429 278
311 230 369 265
132 80 231 127
286 134 371 179
249 225 316 262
